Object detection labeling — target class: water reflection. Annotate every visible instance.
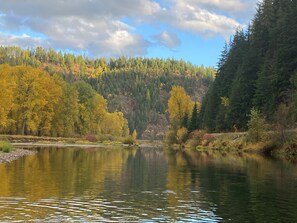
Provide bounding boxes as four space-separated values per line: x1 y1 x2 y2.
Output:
0 147 297 222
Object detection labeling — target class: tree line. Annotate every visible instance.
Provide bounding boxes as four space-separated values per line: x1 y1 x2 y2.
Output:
0 64 129 138
199 0 297 132
0 46 216 137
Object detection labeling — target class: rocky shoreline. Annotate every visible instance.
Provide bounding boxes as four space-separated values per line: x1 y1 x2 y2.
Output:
0 149 37 164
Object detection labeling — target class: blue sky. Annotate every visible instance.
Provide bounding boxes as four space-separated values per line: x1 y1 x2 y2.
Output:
0 0 259 67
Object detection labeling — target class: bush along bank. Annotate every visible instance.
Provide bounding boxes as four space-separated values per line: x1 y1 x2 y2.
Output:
0 140 13 153
165 130 297 162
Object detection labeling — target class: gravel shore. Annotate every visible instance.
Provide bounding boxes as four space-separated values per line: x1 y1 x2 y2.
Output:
0 149 37 164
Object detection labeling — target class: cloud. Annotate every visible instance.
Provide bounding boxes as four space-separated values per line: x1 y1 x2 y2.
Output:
154 31 181 48
0 33 49 48
0 0 257 57
0 0 161 18
0 0 158 57
179 0 248 13
157 1 241 38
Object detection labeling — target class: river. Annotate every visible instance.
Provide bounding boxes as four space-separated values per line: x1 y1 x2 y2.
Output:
0 147 297 222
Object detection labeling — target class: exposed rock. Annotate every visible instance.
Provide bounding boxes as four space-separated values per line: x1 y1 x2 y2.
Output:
141 124 168 140
0 149 37 164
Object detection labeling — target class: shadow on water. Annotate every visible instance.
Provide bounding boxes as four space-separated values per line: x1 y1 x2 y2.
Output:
0 146 297 222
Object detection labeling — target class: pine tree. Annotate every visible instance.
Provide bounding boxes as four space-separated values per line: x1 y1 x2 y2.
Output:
189 102 199 132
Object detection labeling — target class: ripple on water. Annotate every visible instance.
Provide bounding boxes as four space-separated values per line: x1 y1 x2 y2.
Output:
0 193 222 222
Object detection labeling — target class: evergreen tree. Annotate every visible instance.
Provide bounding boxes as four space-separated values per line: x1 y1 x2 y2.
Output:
189 102 199 132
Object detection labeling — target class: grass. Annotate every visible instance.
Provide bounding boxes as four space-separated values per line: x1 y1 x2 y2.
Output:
0 140 13 153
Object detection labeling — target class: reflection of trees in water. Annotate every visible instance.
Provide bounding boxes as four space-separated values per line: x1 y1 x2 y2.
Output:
1 147 297 222
172 150 297 222
0 147 137 198
165 149 207 220
122 148 167 191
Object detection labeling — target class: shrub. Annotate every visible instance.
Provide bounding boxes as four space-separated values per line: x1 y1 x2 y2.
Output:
85 134 97 142
176 127 188 145
164 129 177 145
122 136 136 145
97 134 117 142
185 130 206 148
0 141 13 153
247 108 269 143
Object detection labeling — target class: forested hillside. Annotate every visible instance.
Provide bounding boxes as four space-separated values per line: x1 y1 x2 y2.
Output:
200 0 297 132
0 46 215 138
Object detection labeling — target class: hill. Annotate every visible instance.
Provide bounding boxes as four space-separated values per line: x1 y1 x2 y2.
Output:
0 46 215 138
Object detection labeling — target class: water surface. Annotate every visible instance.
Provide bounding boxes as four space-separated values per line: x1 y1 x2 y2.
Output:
0 147 297 222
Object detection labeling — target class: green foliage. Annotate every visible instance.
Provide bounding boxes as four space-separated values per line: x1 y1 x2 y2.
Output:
0 141 13 153
182 113 189 128
200 0 297 132
189 102 199 132
0 46 216 137
247 108 269 143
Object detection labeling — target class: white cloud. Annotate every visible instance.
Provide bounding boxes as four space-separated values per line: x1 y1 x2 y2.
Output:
0 0 161 19
156 1 241 38
154 31 181 48
0 33 50 48
180 0 248 13
0 0 257 57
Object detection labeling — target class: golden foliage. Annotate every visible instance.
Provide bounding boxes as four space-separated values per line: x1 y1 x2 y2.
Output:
0 65 16 127
168 86 193 128
0 64 129 138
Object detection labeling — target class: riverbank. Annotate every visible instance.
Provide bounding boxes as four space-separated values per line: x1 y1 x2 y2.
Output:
11 140 163 149
166 130 297 162
0 149 37 164
0 134 139 147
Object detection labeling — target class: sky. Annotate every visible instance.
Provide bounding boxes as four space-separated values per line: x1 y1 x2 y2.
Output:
0 0 259 67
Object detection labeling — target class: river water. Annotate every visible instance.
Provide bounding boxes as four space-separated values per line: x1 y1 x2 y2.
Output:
0 147 297 222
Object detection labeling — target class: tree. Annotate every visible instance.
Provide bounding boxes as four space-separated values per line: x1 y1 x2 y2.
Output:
182 113 189 129
51 83 80 137
168 86 193 129
189 102 199 132
10 66 61 135
100 112 129 137
247 108 269 142
132 129 137 140
0 65 15 129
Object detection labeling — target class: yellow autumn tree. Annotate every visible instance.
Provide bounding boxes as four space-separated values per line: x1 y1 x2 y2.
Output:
0 66 61 135
9 66 62 135
100 112 129 137
89 94 108 134
38 73 62 135
51 82 80 137
0 64 130 138
168 86 193 129
0 65 15 129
